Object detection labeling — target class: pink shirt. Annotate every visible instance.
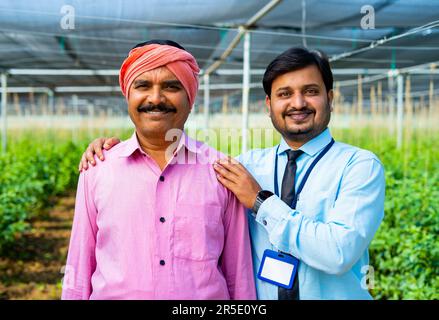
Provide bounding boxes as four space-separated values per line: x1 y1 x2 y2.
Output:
61 132 256 300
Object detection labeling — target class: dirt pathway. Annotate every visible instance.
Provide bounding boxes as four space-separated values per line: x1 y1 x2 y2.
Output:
0 195 75 300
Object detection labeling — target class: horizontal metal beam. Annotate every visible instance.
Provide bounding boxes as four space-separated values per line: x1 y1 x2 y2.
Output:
336 74 389 87
8 69 119 76
200 82 262 90
6 84 437 97
337 61 439 87
8 68 268 76
399 61 439 74
9 67 437 76
55 86 119 93
214 69 265 76
7 83 263 93
6 87 51 93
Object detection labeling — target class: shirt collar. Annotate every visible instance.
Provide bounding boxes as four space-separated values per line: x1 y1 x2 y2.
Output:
277 127 333 157
119 130 201 158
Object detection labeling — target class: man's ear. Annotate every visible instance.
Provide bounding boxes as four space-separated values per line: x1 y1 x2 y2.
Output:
265 95 272 117
327 89 334 112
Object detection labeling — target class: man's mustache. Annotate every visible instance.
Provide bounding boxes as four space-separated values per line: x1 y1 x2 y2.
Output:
137 103 177 113
282 107 314 118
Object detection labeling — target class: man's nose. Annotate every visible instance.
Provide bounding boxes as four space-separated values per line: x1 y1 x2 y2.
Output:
147 87 165 105
291 93 306 109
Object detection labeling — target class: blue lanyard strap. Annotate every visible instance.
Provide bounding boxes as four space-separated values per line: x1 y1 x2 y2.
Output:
273 138 335 209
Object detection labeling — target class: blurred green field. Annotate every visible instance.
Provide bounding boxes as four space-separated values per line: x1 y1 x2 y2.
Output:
0 126 438 299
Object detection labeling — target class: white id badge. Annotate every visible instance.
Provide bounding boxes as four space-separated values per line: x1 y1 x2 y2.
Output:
257 249 299 289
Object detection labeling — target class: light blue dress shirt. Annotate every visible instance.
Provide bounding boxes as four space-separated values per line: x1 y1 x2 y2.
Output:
237 128 385 300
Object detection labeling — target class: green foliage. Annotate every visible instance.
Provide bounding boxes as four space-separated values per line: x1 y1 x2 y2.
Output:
0 127 437 299
333 128 439 300
372 145 438 299
0 135 84 251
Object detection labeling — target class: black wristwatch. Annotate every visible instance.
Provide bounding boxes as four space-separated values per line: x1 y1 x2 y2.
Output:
252 190 274 215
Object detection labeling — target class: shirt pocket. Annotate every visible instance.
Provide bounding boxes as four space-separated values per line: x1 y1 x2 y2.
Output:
173 204 223 261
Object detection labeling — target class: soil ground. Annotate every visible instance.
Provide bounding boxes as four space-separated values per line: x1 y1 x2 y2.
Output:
0 195 74 300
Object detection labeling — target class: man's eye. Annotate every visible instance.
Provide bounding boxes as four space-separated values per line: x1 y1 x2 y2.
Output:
278 91 291 97
305 89 318 95
165 85 181 91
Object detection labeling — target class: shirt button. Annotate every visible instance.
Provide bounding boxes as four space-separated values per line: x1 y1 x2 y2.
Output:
160 260 165 266
263 220 267 226
160 217 165 223
159 176 165 182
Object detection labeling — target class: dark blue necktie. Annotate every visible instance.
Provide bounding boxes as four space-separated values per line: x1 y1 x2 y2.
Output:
278 149 303 300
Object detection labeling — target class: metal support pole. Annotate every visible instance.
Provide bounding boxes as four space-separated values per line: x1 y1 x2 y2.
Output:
301 0 307 47
396 73 404 149
88 103 95 139
48 89 54 130
1 73 7 153
241 32 251 154
387 74 395 135
72 94 79 143
203 74 210 130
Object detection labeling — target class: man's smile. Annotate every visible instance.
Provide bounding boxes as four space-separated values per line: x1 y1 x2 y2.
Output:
284 109 314 122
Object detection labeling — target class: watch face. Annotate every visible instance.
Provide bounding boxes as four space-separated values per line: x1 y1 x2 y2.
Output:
253 190 274 214
259 190 274 200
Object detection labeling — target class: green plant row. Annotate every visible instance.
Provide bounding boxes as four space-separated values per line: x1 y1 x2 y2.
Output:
0 138 84 251
0 128 437 299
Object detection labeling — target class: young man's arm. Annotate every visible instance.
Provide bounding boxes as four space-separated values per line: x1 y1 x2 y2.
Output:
219 191 257 300
216 154 385 275
258 157 385 274
78 137 120 172
61 171 98 299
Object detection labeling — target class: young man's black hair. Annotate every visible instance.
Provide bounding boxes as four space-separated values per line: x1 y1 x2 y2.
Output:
263 47 333 97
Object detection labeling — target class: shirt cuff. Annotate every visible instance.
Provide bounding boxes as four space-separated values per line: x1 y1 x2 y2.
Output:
255 195 298 233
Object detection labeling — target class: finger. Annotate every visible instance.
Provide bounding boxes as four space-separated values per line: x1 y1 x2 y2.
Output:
93 138 106 161
78 155 84 172
85 146 96 165
81 158 89 171
215 172 234 190
78 154 88 172
213 163 239 182
227 156 247 173
103 137 121 150
217 156 241 167
215 157 243 175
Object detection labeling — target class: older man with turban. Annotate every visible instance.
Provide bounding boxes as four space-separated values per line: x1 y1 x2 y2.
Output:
61 40 256 300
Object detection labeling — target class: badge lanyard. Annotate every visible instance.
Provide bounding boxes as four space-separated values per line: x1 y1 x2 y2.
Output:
273 138 335 209
257 138 335 290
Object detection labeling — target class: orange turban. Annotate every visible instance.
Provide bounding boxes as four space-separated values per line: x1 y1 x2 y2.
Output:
119 44 200 106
